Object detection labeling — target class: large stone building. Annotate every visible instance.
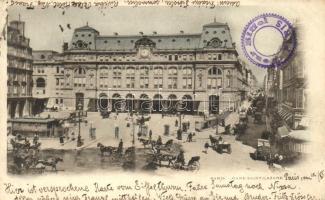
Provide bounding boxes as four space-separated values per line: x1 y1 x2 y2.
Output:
7 20 33 118
33 20 253 115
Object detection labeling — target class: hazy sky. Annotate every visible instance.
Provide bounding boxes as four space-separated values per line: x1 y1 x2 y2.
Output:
8 6 299 85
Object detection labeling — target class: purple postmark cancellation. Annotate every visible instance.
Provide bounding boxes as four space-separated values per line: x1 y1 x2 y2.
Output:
241 13 296 68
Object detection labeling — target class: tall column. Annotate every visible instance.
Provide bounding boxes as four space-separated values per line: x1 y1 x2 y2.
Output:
15 101 20 118
23 99 30 116
7 101 11 119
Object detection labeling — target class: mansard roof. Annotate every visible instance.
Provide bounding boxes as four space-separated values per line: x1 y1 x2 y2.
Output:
69 21 235 51
95 33 202 50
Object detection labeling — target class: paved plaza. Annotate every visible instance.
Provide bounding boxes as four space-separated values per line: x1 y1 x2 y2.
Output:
11 111 271 174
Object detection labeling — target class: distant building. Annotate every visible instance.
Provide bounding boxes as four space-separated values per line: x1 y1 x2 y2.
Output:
33 20 257 115
7 20 33 118
32 51 64 114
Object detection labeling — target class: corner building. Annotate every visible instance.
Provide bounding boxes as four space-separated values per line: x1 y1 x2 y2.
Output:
35 20 248 115
7 20 33 118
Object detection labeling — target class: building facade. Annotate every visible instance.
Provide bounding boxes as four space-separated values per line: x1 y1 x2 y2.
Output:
33 20 253 115
266 24 306 130
7 20 33 118
32 51 65 114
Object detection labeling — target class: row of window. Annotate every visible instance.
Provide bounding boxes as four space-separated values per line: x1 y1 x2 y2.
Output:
8 86 29 95
282 87 305 109
69 53 231 62
98 66 192 77
8 59 32 69
36 76 230 90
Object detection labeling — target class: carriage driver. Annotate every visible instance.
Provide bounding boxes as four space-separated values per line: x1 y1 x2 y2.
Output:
218 136 224 144
157 136 162 146
117 139 123 155
176 150 185 166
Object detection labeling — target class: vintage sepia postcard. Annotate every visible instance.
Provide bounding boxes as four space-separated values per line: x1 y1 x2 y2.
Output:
0 0 325 199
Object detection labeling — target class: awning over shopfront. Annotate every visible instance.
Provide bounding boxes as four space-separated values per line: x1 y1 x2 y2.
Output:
288 130 310 142
46 98 55 108
277 125 290 138
277 108 292 123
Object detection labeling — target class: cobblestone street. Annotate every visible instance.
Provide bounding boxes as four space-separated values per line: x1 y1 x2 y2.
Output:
8 111 271 174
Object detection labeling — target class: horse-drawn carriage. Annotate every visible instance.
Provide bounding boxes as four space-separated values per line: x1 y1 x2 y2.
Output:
10 138 63 174
252 139 271 161
208 135 232 154
172 156 200 171
150 149 200 171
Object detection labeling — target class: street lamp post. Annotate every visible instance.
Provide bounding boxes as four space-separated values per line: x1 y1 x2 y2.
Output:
132 115 135 146
77 102 83 147
177 111 182 140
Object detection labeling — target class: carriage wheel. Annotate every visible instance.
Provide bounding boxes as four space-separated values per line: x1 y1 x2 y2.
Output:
189 161 200 171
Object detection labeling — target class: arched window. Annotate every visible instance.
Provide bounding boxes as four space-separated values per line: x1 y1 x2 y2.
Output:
208 67 222 75
182 67 192 89
140 66 149 89
153 66 163 88
168 67 178 89
74 67 86 75
113 67 122 88
207 67 222 89
36 77 46 87
126 67 135 88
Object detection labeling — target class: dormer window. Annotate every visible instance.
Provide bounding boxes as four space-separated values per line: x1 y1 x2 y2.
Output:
40 55 45 59
104 40 107 43
88 34 91 37
75 34 78 37
187 39 190 42
89 42 92 45
158 39 161 42
205 31 209 34
222 30 226 34
81 34 85 37
117 40 120 43
213 31 217 34
203 40 207 43
131 40 134 43
172 39 176 42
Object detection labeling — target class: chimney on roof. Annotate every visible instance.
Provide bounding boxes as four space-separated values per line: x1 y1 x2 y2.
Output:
153 31 157 35
114 32 118 36
180 30 184 34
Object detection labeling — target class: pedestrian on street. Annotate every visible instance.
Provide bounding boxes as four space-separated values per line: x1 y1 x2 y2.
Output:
149 130 152 140
203 142 209 154
176 150 185 167
175 119 178 127
115 126 119 139
187 132 193 142
59 134 64 145
33 134 39 145
117 139 123 155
